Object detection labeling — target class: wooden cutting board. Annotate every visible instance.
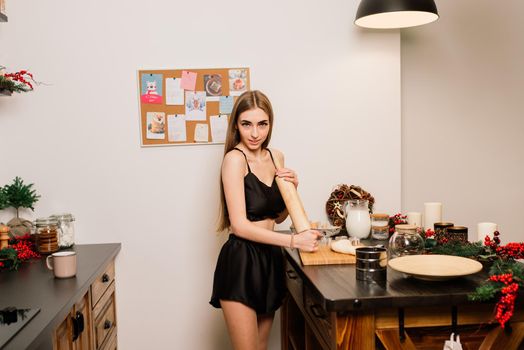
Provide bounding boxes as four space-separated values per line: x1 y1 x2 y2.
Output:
299 245 356 265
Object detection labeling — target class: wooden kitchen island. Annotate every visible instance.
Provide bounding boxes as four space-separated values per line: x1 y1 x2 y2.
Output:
281 246 524 350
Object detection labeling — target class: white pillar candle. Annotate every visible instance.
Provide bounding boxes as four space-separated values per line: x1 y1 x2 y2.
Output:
406 212 422 228
477 222 498 242
424 202 442 231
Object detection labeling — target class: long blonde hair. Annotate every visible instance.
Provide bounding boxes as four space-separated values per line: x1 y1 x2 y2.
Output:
217 90 274 232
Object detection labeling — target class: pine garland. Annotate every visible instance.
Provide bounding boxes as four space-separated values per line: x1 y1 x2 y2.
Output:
0 247 21 270
0 75 30 93
431 234 524 328
431 241 485 257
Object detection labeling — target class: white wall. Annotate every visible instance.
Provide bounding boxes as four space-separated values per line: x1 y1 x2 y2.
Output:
401 0 524 243
0 1 400 348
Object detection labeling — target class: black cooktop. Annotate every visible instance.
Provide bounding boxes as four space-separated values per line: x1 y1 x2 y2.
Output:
0 307 40 349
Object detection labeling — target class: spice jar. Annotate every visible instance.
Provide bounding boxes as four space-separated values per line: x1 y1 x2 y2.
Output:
34 217 59 254
50 213 75 248
370 213 389 240
389 224 424 259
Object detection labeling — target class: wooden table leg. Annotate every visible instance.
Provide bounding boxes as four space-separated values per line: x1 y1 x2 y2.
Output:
479 321 524 350
375 329 417 350
336 311 375 350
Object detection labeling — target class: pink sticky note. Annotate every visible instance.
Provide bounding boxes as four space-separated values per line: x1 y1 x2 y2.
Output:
180 71 197 91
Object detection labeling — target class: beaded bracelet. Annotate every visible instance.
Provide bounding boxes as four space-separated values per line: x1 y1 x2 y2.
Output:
290 233 295 250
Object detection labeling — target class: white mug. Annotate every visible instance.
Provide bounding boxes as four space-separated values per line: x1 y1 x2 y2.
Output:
46 251 77 278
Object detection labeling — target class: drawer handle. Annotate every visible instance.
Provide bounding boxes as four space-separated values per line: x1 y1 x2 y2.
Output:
76 311 85 334
71 316 79 341
102 273 110 283
286 270 298 280
310 304 326 319
104 320 112 330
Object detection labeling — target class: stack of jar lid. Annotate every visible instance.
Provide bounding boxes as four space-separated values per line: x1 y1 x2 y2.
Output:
34 217 59 254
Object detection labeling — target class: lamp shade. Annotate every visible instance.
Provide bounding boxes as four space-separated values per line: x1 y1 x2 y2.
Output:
355 0 439 29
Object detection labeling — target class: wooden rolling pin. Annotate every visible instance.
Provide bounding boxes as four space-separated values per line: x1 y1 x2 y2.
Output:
272 154 311 233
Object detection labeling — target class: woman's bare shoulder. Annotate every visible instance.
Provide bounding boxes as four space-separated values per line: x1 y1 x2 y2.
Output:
223 149 246 170
269 148 284 163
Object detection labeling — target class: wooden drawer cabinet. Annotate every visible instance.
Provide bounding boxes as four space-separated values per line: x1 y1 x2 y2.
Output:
91 262 115 307
303 288 335 350
283 259 335 350
54 259 117 350
94 290 116 349
53 292 92 350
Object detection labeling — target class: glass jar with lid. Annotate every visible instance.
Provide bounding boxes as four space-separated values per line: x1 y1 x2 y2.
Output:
370 213 390 240
388 224 425 259
49 213 75 248
34 217 59 254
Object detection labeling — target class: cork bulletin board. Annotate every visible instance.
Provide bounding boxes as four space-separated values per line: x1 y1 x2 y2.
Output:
138 67 250 146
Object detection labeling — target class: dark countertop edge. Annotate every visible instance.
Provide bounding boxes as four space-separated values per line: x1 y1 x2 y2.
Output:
26 243 122 350
283 247 503 313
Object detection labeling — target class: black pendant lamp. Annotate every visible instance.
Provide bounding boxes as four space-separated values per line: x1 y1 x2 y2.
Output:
355 0 439 29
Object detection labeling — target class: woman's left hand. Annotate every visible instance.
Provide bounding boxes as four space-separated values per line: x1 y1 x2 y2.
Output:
276 168 299 188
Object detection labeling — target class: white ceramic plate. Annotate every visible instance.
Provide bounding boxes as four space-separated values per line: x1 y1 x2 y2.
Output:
388 255 483 281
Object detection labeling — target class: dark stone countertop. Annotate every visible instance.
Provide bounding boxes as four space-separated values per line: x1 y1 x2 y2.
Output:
0 243 121 350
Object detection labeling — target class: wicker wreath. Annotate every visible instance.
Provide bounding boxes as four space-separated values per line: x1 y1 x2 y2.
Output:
325 184 375 228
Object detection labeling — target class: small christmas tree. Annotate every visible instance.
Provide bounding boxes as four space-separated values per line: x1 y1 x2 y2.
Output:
0 186 8 210
4 177 40 218
3 177 40 236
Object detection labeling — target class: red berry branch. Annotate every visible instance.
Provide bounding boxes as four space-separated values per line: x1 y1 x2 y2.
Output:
0 234 40 271
4 70 35 89
489 273 519 328
469 230 524 328
388 213 407 234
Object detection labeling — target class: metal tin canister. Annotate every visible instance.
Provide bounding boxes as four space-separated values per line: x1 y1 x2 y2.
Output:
356 247 388 282
447 226 468 243
434 222 454 242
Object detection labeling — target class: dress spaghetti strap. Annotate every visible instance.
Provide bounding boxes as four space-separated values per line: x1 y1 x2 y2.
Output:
233 147 251 173
267 149 277 169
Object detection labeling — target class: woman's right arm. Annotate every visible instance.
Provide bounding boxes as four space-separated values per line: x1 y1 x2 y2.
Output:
222 151 321 251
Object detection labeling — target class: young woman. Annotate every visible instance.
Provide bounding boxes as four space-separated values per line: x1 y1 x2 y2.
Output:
210 90 322 350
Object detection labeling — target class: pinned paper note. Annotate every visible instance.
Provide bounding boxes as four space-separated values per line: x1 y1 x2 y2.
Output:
180 70 197 90
204 74 222 101
185 91 207 120
141 74 163 104
167 114 187 142
220 96 234 114
194 123 209 142
228 69 247 96
146 112 166 139
165 78 184 105
210 115 228 143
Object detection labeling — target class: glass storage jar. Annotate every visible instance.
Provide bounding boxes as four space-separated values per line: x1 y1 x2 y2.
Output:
34 217 59 254
50 213 75 248
370 213 390 240
388 224 424 259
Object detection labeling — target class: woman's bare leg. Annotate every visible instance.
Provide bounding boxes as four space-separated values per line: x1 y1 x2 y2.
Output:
257 313 275 350
221 300 258 350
